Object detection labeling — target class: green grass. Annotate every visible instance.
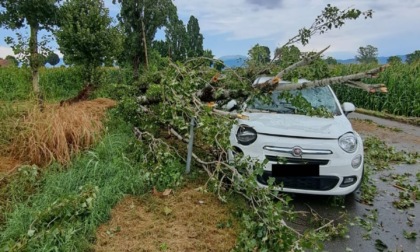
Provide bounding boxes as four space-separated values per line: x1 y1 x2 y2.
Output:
0 115 149 251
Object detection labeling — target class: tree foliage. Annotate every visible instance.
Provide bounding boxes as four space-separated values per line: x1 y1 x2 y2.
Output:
355 45 378 64
46 52 60 66
248 44 271 65
186 15 204 58
113 0 176 79
5 55 18 66
271 4 372 61
387 55 402 64
324 56 339 65
406 50 420 64
275 45 301 68
55 0 119 84
163 15 188 61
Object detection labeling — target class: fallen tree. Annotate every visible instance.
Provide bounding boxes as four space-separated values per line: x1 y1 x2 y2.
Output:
116 45 389 250
114 5 384 251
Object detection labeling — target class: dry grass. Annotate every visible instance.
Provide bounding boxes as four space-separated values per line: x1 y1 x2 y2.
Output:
0 156 20 175
8 98 117 167
94 184 239 252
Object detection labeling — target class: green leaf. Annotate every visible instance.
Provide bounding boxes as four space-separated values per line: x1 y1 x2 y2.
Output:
374 239 388 251
27 229 35 237
163 206 172 216
403 230 417 240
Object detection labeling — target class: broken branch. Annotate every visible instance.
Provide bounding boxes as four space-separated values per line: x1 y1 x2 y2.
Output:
345 81 388 93
266 64 389 92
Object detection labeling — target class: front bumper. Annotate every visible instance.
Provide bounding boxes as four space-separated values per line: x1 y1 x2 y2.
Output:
230 130 364 196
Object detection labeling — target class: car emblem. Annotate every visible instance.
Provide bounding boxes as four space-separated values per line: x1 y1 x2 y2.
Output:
292 146 303 157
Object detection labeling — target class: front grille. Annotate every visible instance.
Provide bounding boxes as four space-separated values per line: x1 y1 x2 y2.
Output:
265 156 329 165
257 171 339 191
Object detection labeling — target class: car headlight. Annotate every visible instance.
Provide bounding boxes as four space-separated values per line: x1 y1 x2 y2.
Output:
338 133 357 153
236 125 257 145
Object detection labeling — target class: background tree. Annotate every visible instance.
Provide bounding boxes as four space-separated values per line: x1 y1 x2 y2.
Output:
0 0 61 102
248 44 271 65
164 15 188 61
355 45 378 64
387 55 402 64
46 52 60 66
5 55 18 66
406 50 420 64
186 15 204 58
152 40 169 58
324 56 338 65
55 0 119 86
113 0 176 80
274 45 301 68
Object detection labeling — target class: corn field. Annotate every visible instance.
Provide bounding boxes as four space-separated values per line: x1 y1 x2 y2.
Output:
332 62 420 117
0 66 128 101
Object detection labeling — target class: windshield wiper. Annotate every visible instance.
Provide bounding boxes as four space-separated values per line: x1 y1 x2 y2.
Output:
246 107 295 114
246 108 277 113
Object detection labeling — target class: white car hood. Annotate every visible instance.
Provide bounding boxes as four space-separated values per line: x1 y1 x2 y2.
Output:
240 112 353 139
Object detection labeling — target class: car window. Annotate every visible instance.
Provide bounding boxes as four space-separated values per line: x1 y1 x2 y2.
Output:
247 86 340 115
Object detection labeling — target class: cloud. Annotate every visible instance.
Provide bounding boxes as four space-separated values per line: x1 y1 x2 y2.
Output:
174 0 420 58
0 46 14 59
175 0 316 41
245 0 284 9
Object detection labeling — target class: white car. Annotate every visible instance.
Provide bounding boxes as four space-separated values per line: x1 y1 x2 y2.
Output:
228 78 364 196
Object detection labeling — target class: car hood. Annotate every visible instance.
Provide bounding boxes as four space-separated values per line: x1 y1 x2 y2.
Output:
240 112 353 139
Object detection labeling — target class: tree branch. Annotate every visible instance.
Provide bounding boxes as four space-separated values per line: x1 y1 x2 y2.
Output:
255 46 330 91
275 45 330 79
344 81 388 93
263 64 389 92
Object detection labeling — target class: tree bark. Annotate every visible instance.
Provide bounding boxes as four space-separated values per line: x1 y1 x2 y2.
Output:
133 56 140 81
29 24 44 110
141 18 149 70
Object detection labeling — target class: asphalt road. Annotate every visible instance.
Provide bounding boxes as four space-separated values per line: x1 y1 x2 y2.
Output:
291 113 420 252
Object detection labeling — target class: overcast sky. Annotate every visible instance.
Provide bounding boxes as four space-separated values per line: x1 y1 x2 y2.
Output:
1 0 419 60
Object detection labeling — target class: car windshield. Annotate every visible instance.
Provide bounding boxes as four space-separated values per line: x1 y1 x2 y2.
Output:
246 86 340 115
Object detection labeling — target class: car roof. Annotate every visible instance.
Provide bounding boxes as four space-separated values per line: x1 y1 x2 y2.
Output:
252 76 311 86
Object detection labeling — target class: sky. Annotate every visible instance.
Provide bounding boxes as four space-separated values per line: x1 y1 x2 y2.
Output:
1 0 420 60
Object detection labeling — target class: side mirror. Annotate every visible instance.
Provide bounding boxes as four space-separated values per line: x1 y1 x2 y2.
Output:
224 100 238 112
342 102 355 116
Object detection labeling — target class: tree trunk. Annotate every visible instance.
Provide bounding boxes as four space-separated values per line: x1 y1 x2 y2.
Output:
29 24 44 110
141 18 149 70
133 56 140 81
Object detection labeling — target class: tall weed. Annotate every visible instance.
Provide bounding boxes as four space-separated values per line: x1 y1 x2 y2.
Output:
9 98 116 166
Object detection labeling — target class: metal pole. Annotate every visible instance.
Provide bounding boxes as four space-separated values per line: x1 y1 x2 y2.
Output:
186 117 195 174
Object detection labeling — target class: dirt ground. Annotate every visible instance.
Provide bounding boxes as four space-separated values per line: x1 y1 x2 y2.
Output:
94 184 238 252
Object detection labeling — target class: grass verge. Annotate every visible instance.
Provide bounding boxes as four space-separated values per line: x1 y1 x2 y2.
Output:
0 115 148 251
